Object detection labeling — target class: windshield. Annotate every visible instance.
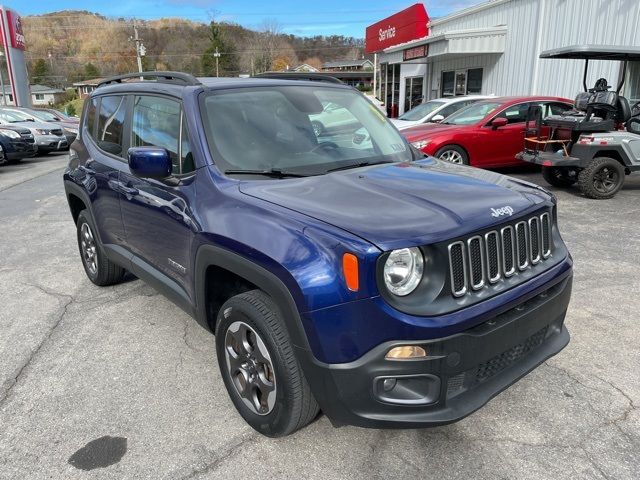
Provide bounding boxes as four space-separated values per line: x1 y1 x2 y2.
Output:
442 102 502 125
200 85 412 177
29 109 57 121
398 101 445 121
0 110 29 123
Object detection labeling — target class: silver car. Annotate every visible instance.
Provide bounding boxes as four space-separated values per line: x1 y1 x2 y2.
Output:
0 108 68 153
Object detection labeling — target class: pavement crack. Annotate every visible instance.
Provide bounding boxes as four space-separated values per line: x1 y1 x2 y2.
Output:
176 433 259 479
0 283 75 408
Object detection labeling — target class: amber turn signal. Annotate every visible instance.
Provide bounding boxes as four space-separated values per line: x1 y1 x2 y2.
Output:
342 253 359 292
385 345 427 360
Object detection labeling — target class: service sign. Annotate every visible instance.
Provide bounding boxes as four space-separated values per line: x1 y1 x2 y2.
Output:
365 3 429 53
403 44 428 61
7 10 25 50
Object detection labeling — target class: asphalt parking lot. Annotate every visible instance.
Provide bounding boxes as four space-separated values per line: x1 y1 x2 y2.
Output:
0 153 638 480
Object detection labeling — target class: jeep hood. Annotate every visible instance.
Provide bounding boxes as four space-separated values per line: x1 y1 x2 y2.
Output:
238 159 551 251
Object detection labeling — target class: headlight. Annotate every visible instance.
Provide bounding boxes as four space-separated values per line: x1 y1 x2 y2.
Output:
64 126 79 135
383 247 424 296
35 129 51 135
411 139 430 150
0 129 20 138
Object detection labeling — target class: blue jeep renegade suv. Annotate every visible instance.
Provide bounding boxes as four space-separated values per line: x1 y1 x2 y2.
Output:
64 72 573 437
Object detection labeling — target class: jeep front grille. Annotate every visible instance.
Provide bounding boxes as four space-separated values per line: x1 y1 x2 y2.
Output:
448 212 552 297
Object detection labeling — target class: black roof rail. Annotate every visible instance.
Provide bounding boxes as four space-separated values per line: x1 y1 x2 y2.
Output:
97 71 201 88
253 72 344 84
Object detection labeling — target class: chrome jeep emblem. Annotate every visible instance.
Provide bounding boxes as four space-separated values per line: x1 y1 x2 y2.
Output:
490 206 514 218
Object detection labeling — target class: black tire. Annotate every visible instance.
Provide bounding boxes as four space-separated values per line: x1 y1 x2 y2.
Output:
541 166 577 188
215 289 319 437
311 120 324 137
435 145 469 165
76 210 126 286
577 157 625 200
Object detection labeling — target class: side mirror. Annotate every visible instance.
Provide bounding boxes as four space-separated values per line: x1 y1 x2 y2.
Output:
128 147 172 179
491 117 508 129
431 114 445 123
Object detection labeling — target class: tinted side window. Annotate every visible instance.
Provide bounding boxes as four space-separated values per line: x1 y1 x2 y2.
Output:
495 103 530 124
547 102 572 116
439 103 463 119
97 95 126 156
84 97 97 139
132 96 194 175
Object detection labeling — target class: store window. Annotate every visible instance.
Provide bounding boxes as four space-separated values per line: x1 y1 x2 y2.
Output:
441 71 455 97
404 76 424 112
441 68 484 97
467 68 483 94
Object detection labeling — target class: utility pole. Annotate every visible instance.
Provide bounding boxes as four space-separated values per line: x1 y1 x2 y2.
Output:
131 21 146 77
214 47 221 77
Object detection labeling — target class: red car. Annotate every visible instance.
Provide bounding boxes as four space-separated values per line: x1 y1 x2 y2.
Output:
402 96 573 168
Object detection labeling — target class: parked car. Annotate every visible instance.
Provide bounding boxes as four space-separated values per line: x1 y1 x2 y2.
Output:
0 108 68 154
402 96 573 167
0 125 37 165
1 106 78 145
391 95 492 130
34 107 80 122
64 72 572 437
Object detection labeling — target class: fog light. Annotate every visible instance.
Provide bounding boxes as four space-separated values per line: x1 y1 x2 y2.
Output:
385 345 427 360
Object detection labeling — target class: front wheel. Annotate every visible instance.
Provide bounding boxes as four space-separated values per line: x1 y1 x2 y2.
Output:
215 290 319 437
435 145 469 165
541 166 578 188
577 157 625 199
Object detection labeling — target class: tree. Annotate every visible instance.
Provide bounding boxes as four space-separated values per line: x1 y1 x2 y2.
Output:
84 63 100 79
201 21 235 76
31 59 48 84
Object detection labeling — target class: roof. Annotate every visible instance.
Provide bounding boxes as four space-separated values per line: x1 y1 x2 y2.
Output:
72 78 107 86
540 44 640 61
322 59 373 68
30 84 65 94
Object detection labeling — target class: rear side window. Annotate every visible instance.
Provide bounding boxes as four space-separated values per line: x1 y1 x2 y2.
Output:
97 95 126 156
131 95 192 175
84 97 98 140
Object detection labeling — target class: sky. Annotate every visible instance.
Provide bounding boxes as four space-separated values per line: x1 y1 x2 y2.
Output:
8 0 484 37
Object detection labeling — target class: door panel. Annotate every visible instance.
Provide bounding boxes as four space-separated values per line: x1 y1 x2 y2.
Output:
83 95 130 245
119 95 196 294
479 103 530 167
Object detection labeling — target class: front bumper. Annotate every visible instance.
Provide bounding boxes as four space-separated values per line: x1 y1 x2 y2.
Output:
5 140 38 159
36 135 68 152
517 151 586 168
298 273 572 429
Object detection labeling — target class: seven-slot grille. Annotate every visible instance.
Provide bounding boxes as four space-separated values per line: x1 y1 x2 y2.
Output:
448 212 552 297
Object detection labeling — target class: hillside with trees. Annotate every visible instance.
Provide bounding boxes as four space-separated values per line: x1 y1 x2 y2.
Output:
22 11 366 87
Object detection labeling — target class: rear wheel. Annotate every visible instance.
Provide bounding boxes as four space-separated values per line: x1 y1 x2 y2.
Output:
76 210 126 286
435 145 469 165
578 157 625 199
215 290 319 437
541 166 578 188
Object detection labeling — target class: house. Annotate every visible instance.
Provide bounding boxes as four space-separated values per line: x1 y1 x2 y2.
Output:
290 64 319 73
0 84 65 106
73 78 106 99
30 84 66 106
321 59 374 72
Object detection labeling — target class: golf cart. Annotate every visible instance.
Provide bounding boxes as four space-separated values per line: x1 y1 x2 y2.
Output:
518 45 640 199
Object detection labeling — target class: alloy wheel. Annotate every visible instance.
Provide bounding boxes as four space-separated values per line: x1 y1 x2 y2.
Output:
80 222 98 276
593 166 619 194
224 320 277 415
439 150 463 164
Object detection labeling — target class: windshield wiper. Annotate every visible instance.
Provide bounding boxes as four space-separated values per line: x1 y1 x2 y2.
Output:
325 160 393 173
224 168 311 178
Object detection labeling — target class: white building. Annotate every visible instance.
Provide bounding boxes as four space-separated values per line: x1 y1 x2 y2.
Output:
370 0 640 116
0 84 65 106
